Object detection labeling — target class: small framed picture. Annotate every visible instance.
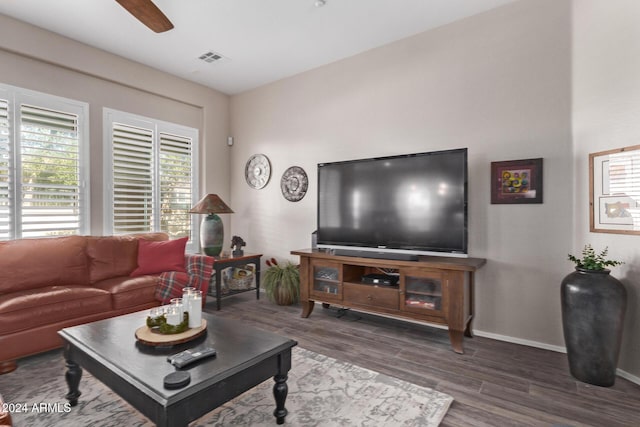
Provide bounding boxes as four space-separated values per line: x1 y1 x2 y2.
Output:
491 158 543 204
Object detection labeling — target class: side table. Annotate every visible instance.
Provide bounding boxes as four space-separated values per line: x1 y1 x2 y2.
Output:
207 253 262 310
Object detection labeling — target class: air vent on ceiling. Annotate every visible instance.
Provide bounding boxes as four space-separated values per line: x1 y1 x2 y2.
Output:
198 51 226 63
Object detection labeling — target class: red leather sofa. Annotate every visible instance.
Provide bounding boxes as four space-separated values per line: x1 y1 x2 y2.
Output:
0 233 169 374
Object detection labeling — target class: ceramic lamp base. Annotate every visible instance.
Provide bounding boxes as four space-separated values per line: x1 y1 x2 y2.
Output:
200 213 224 256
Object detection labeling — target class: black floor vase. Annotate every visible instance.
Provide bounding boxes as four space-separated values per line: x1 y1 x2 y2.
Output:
561 268 626 387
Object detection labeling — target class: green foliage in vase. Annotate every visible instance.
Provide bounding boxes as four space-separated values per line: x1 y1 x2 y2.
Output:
264 258 300 305
568 244 623 271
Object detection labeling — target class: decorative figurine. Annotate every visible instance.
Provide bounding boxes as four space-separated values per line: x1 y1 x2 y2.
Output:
231 235 246 256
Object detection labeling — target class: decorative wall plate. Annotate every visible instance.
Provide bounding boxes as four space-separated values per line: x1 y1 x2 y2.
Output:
245 154 271 189
281 166 308 202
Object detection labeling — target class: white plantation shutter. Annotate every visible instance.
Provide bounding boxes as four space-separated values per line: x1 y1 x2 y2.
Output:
105 109 198 250
0 98 10 239
19 104 82 237
159 132 193 239
0 84 89 240
112 123 154 234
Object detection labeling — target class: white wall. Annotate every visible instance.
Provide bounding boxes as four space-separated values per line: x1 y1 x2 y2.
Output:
572 0 640 379
230 0 574 356
0 15 231 235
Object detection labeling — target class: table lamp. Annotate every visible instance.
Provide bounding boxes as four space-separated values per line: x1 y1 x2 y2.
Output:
189 194 234 256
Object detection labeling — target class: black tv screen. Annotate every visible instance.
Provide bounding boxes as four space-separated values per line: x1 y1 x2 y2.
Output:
317 148 468 257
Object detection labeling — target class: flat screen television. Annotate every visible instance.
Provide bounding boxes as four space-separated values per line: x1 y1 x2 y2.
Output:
317 148 468 259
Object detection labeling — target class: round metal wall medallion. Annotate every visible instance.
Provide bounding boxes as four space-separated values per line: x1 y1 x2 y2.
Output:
281 166 308 202
245 154 271 189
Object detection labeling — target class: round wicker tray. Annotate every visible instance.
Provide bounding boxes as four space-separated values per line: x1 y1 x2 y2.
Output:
135 320 207 346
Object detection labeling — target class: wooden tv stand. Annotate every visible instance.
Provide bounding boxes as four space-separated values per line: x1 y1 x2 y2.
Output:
291 249 486 353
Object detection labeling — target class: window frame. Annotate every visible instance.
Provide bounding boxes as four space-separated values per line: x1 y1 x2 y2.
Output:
103 108 199 252
0 83 90 239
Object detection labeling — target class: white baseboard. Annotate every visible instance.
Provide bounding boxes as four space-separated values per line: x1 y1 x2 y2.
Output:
474 329 640 386
616 368 640 385
474 329 567 353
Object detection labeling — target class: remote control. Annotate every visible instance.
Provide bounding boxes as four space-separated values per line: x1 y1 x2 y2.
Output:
167 346 217 369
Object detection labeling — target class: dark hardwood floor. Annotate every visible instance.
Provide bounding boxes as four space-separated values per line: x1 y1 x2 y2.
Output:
205 292 640 427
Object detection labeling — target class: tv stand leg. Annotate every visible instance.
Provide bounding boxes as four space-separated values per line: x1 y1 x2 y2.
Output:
301 300 315 318
448 329 465 354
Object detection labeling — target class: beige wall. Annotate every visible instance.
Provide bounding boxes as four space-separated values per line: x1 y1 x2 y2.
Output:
0 14 231 235
230 0 576 363
572 0 640 380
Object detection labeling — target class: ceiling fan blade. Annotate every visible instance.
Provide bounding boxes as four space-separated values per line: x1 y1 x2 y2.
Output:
115 0 174 33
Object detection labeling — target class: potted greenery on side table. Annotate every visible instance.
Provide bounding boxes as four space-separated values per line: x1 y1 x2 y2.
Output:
561 245 626 387
264 258 300 306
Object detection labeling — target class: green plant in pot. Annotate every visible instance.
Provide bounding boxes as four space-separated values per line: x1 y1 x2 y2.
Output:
567 245 623 270
561 244 626 387
264 258 300 306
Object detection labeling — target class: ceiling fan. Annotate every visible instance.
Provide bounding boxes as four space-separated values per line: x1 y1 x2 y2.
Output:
115 0 174 33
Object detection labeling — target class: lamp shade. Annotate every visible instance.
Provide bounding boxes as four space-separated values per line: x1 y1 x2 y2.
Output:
189 194 234 214
189 194 233 256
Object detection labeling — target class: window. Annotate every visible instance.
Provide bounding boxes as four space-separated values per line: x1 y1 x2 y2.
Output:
0 84 89 239
104 109 198 251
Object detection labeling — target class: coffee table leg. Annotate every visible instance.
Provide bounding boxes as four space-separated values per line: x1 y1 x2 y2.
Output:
272 373 288 425
63 344 82 406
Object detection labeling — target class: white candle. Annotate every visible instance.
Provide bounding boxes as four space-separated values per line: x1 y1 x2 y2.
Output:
182 287 195 312
166 306 181 326
188 290 202 328
170 298 184 321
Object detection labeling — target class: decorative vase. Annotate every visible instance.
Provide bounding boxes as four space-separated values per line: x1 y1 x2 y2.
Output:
560 267 626 387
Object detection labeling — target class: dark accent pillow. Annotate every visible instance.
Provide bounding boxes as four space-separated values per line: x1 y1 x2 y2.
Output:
130 237 188 277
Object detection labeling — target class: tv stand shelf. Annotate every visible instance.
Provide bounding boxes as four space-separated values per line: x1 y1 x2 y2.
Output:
291 248 486 353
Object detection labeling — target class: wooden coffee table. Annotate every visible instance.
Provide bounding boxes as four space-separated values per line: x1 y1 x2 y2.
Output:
58 311 297 426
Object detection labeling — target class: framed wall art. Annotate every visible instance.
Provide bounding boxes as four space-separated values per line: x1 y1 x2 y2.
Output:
590 144 640 234
491 158 543 204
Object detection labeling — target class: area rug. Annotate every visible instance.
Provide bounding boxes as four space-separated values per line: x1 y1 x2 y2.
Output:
0 347 452 426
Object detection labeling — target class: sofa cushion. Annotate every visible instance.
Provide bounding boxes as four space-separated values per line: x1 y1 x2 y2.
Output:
131 237 188 276
0 286 111 334
93 275 159 310
0 236 89 295
87 233 169 284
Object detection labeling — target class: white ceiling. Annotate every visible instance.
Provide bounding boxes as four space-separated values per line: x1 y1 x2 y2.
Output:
0 0 518 95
